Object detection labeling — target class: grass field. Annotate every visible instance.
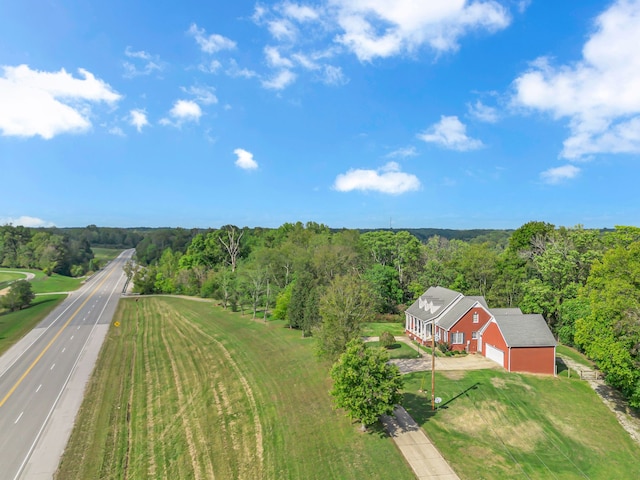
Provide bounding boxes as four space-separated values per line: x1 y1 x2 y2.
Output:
366 340 420 359
0 294 66 355
362 321 406 337
0 268 83 294
403 369 640 479
0 271 27 290
92 247 123 263
56 297 415 480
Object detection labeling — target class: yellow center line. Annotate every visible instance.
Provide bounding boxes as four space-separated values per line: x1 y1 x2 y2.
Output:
0 268 115 409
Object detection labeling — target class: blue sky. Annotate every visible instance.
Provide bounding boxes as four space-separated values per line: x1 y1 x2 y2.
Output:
1 0 639 229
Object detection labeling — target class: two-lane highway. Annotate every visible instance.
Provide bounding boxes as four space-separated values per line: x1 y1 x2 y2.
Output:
0 250 133 479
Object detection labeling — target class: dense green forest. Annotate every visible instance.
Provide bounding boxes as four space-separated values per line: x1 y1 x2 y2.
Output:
127 221 640 408
3 221 640 407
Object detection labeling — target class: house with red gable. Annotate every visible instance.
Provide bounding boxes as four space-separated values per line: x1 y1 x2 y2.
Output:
405 286 557 375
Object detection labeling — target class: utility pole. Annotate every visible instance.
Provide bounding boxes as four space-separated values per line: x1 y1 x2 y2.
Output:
431 321 436 410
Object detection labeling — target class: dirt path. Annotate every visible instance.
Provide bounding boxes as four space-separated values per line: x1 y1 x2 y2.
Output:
558 355 640 445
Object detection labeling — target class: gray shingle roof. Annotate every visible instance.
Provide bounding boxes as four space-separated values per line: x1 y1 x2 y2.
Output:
467 296 489 309
493 314 557 347
490 308 523 316
406 286 461 322
438 297 479 330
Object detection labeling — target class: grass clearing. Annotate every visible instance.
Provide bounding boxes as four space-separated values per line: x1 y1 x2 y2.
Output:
366 340 420 359
0 294 66 355
57 297 414 480
362 321 405 337
92 247 123 263
30 273 83 293
0 271 27 290
403 369 640 479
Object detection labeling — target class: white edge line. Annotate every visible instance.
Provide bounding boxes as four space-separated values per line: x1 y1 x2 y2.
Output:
12 266 126 480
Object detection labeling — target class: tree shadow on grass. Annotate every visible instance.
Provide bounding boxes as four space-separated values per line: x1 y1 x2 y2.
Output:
403 383 481 425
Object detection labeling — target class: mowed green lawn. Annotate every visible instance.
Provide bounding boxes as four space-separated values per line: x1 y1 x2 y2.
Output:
403 369 640 479
366 340 420 359
0 268 83 293
0 271 27 290
56 297 415 480
0 294 66 355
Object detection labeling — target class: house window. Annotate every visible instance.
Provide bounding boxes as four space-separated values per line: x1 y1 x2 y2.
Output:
472 331 478 339
473 312 479 323
451 332 464 344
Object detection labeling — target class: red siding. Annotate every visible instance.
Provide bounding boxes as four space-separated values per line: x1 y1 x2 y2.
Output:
448 307 492 353
510 347 556 375
480 321 508 369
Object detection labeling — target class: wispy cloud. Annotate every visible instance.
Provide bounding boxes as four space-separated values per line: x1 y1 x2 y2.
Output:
540 165 580 184
188 24 236 53
0 64 121 139
468 100 499 123
123 46 165 78
181 85 218 105
512 0 640 159
129 109 149 132
386 146 418 158
226 59 258 79
418 115 483 151
333 161 420 194
234 148 258 170
262 69 296 90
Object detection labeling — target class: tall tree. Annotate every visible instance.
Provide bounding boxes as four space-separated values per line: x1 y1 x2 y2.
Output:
330 339 403 431
316 274 376 360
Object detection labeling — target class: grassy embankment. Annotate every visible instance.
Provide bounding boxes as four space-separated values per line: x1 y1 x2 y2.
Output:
0 294 66 355
92 247 123 264
57 297 415 480
0 271 26 290
0 268 81 354
403 369 640 479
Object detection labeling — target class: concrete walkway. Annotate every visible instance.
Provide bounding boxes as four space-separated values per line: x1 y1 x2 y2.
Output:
381 406 459 480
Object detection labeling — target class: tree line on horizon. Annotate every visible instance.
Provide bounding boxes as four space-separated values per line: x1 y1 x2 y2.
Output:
127 221 640 408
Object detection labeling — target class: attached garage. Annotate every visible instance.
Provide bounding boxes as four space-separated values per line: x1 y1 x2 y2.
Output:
485 344 505 367
479 314 557 376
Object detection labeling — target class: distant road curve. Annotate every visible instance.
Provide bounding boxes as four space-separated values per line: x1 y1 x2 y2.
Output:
0 270 36 296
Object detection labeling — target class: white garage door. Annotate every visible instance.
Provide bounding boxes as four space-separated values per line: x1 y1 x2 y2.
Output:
485 344 504 367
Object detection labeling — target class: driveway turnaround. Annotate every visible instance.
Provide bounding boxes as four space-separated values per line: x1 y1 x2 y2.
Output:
0 250 133 480
382 406 459 480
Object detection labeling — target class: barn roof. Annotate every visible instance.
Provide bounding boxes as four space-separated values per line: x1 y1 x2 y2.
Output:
493 314 557 347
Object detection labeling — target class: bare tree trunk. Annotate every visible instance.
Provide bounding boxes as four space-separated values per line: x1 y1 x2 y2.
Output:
219 226 244 272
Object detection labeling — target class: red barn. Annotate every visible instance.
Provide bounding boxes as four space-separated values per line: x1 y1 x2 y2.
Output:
405 287 557 375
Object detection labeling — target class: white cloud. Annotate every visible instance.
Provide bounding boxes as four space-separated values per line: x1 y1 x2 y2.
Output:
386 146 417 158
418 115 483 151
181 85 218 105
159 100 202 127
265 46 294 68
540 164 580 184
322 65 348 85
108 126 125 136
234 148 259 170
129 109 149 132
226 59 258 78
281 3 320 22
0 64 121 139
0 216 54 227
123 46 164 78
332 0 510 61
333 161 420 194
188 24 236 53
468 100 498 123
268 19 297 41
512 0 640 159
262 69 297 90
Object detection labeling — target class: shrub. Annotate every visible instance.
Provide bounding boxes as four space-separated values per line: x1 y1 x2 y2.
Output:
380 331 395 349
438 342 451 353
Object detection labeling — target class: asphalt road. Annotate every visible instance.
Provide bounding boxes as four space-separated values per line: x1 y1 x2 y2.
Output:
0 249 133 479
